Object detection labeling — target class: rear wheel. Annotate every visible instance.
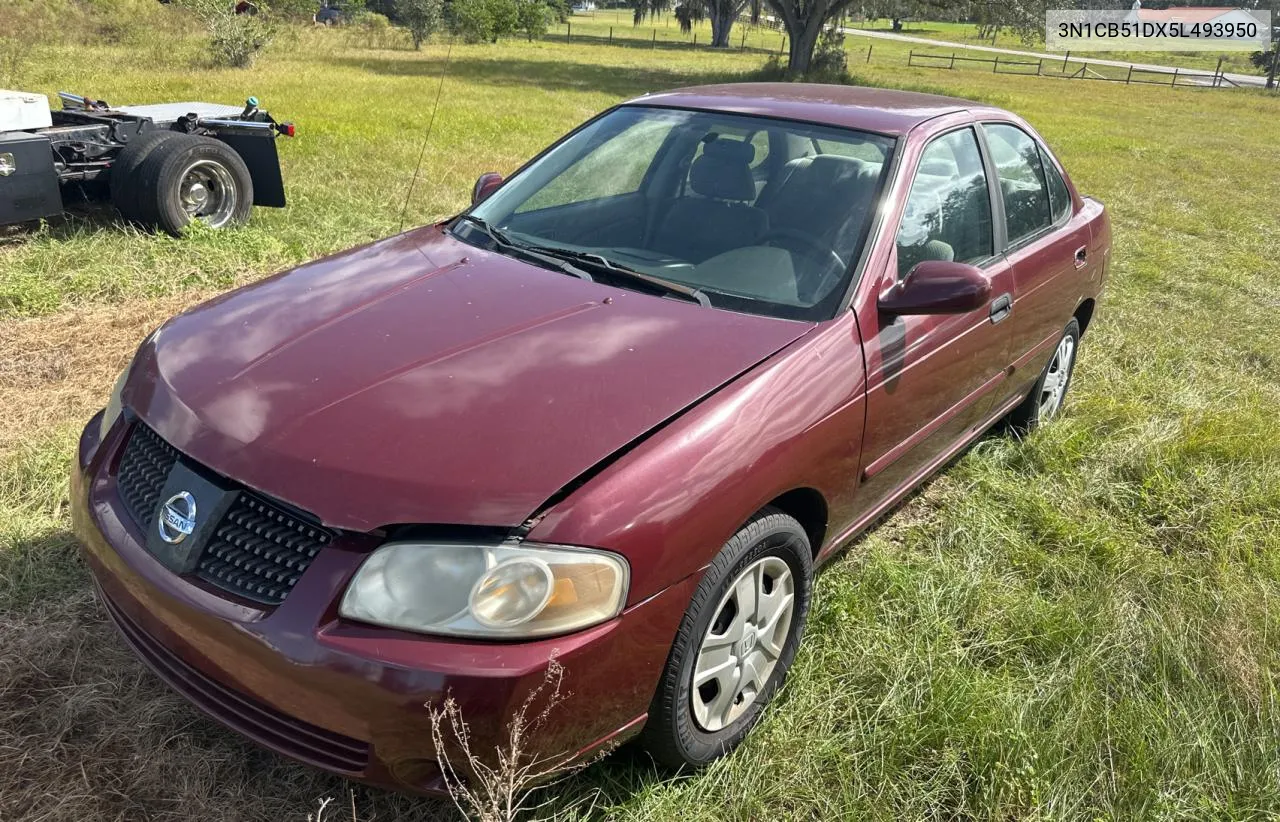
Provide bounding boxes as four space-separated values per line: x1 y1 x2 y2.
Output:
109 129 181 223
1008 318 1081 433
640 507 812 769
133 135 253 235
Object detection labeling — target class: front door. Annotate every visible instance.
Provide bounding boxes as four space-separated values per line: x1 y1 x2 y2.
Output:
852 125 1015 522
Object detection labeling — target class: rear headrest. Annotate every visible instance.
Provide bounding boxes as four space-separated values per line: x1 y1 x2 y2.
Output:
689 137 757 201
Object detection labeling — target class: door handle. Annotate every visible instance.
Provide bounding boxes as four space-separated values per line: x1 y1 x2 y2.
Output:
1074 246 1088 269
989 293 1013 324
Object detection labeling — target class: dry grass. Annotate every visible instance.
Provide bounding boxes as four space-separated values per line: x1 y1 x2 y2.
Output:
428 656 611 822
0 296 208 459
0 591 461 821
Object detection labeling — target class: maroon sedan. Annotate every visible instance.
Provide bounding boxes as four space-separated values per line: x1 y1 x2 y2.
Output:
72 84 1109 791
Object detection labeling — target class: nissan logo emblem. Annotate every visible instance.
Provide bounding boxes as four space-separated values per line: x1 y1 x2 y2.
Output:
158 491 197 544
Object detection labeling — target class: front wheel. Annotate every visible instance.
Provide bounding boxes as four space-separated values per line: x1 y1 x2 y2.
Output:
1008 317 1081 433
640 507 813 769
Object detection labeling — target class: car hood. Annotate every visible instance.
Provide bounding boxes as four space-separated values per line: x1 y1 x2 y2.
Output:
126 225 813 531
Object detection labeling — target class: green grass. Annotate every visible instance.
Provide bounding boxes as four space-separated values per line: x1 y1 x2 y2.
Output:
3 12 1280 821
849 18 1266 76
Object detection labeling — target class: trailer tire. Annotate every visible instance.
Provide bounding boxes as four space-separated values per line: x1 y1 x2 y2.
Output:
109 129 181 223
134 135 253 235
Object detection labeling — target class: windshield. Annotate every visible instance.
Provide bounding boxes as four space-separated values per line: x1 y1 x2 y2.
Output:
460 105 896 320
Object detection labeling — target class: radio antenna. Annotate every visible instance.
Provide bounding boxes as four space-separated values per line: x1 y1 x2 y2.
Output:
399 38 454 233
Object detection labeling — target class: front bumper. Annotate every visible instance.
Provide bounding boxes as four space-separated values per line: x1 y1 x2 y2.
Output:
72 414 694 794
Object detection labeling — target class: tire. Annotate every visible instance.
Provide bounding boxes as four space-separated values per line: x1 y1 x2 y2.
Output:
133 134 253 235
640 507 813 770
109 129 181 223
1007 317 1081 433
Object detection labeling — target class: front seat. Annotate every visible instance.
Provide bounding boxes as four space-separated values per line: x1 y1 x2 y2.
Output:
759 154 877 249
651 138 769 263
755 154 879 302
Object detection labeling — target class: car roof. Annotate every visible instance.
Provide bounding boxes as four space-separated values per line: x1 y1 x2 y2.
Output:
622 83 991 137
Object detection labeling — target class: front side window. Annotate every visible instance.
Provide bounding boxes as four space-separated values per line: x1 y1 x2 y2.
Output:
463 106 896 320
896 128 993 279
984 123 1053 244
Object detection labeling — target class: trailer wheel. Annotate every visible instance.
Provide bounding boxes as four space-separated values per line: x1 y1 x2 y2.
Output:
134 135 254 235
109 129 181 223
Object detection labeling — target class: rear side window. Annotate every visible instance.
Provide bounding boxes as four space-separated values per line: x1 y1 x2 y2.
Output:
896 127 993 279
983 123 1053 245
1041 148 1072 224
813 137 886 164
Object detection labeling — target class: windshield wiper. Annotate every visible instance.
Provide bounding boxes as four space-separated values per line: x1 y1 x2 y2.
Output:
454 215 593 282
523 246 711 308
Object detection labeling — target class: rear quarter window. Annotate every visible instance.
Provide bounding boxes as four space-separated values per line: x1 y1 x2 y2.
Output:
1041 148 1073 224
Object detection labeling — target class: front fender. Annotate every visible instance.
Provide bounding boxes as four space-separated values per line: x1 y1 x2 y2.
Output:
527 313 868 605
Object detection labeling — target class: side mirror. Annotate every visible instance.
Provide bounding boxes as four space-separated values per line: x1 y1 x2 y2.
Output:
472 172 504 205
878 260 991 316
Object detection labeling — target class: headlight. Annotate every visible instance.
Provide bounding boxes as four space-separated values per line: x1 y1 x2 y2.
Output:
99 364 132 440
339 541 629 639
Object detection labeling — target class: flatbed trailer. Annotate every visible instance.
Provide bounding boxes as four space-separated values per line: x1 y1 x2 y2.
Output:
1 89 294 235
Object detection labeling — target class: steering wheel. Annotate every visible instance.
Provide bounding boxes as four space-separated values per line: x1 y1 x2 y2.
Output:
760 228 846 299
760 228 844 271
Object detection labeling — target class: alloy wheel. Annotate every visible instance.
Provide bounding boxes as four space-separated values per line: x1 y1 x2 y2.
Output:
1037 335 1076 419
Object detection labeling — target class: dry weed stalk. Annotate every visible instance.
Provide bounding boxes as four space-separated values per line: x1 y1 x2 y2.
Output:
307 791 360 822
427 654 600 822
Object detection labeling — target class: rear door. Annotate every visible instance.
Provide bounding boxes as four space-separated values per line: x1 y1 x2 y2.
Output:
852 125 1014 518
980 122 1093 404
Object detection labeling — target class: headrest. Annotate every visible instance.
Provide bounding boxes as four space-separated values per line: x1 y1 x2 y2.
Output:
808 153 870 182
689 137 757 201
921 239 954 262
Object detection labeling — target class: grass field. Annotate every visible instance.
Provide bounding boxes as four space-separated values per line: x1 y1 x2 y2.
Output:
847 18 1267 76
3 11 1280 821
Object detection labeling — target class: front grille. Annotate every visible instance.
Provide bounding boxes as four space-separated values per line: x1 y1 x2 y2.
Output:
114 423 334 607
117 423 180 529
195 494 333 606
99 587 370 774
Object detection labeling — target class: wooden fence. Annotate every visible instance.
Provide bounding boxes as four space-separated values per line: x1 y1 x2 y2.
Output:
906 49 1241 89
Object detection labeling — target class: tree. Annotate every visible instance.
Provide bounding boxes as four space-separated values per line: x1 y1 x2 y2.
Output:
516 0 551 39
395 0 442 48
969 0 1048 45
762 0 858 75
447 0 523 41
773 0 1038 76
632 0 748 48
177 0 274 67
